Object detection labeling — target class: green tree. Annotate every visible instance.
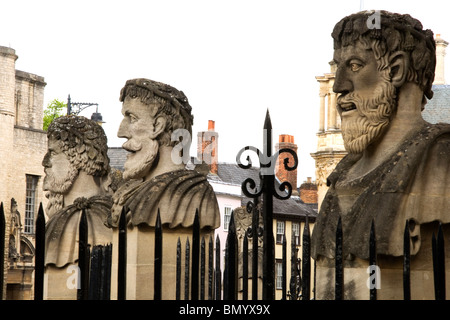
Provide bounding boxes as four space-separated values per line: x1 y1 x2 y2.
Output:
43 99 67 130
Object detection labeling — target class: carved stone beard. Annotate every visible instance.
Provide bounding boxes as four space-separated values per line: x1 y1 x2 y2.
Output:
44 164 79 216
122 138 159 180
339 80 397 154
45 192 64 217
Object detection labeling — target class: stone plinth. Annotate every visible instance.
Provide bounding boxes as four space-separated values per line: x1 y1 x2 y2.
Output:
110 225 215 300
315 223 450 300
45 265 79 300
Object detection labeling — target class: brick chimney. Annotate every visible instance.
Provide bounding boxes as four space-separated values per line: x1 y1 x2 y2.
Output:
275 134 298 195
434 34 448 85
197 120 218 175
299 177 318 204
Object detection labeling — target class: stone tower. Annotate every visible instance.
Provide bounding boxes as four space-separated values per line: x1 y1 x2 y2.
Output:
0 45 47 299
310 61 347 208
0 47 18 208
434 34 448 85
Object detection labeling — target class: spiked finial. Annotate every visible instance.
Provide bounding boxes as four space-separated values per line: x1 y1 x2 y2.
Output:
264 109 272 130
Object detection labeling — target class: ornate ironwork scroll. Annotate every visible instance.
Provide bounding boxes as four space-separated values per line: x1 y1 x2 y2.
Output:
236 109 298 300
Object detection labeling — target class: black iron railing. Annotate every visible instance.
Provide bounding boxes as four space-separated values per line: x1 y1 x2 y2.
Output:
0 111 447 301
235 109 298 299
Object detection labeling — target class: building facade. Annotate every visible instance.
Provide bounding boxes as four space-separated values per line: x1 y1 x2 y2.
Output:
0 46 47 299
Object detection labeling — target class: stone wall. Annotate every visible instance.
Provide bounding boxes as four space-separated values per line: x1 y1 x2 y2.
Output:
0 47 47 215
0 45 47 299
0 46 18 214
11 127 47 216
15 70 46 130
12 70 47 217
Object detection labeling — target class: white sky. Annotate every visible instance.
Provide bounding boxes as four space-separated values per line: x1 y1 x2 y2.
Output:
1 0 449 185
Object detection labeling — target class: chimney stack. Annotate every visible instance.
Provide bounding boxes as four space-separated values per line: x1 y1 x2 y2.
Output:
208 119 215 131
197 120 218 175
434 34 448 85
299 177 318 204
275 134 298 195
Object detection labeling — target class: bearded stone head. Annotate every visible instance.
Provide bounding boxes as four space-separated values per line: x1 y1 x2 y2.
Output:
332 10 436 153
117 79 194 181
43 115 110 215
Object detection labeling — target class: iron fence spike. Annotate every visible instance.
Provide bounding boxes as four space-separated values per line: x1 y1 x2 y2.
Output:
302 216 311 300
191 209 200 300
243 231 249 300
282 229 287 300
117 206 127 300
77 208 89 300
215 234 221 300
176 237 181 300
185 236 190 300
154 209 162 300
208 235 214 300
369 219 377 300
200 236 206 300
264 109 272 130
335 216 343 300
34 202 45 300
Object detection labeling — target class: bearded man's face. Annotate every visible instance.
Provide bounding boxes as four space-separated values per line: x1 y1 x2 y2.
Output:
333 40 397 154
42 137 79 194
42 136 79 216
118 96 160 180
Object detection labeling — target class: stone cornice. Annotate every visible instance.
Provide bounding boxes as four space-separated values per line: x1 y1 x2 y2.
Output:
0 46 18 60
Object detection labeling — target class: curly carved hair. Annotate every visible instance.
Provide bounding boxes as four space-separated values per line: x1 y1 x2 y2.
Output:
47 115 110 177
119 78 194 147
332 10 436 100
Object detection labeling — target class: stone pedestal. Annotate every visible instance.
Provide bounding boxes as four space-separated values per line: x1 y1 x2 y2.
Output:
315 222 450 300
44 265 79 300
110 224 215 300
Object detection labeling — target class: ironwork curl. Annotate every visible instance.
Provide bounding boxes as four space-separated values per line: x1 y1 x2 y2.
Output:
236 146 264 198
273 148 298 199
237 144 298 200
241 177 262 198
236 146 261 170
245 200 263 239
275 181 293 200
276 148 298 172
246 201 255 213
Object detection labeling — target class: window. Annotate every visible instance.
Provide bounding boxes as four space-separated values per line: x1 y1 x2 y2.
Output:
276 221 285 244
223 206 232 231
276 260 283 289
292 222 300 246
25 175 39 234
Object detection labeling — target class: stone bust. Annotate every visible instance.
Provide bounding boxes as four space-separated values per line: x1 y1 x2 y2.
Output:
311 11 450 262
43 115 113 267
107 78 220 230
